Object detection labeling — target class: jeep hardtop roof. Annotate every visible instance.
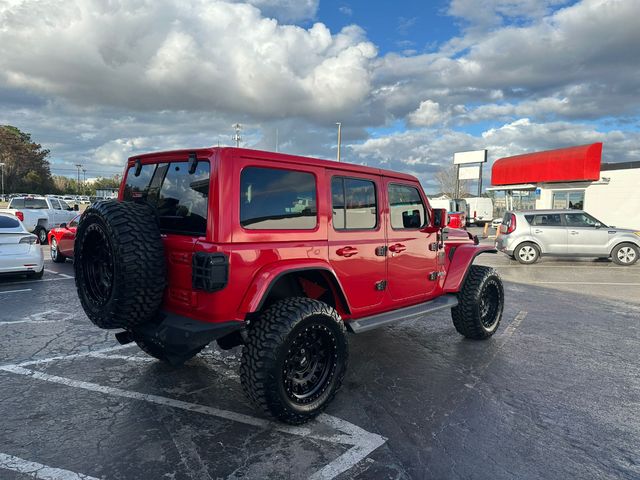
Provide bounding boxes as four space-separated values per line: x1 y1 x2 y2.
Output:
128 146 420 184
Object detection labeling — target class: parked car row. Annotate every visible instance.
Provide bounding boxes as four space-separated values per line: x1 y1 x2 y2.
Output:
0 195 78 244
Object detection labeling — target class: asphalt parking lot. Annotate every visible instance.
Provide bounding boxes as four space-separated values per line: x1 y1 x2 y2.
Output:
0 242 638 479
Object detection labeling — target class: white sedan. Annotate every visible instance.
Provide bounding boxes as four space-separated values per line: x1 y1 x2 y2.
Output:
0 213 44 279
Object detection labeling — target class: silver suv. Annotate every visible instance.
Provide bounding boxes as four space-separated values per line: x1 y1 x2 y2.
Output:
496 210 640 266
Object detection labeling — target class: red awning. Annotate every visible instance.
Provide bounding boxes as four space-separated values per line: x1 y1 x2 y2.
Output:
491 143 602 186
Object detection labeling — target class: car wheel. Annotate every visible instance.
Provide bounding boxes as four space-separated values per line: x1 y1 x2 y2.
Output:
50 238 66 263
35 227 48 245
515 242 540 264
74 200 166 329
611 243 639 266
451 265 504 339
27 267 44 280
240 297 348 425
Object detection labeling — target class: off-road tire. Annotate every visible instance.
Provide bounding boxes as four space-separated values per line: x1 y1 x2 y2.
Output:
240 297 348 425
50 238 66 263
452 265 504 339
74 200 166 330
611 243 639 266
515 242 540 264
34 226 47 245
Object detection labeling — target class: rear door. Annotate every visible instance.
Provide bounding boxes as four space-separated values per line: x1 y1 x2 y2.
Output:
327 171 386 313
385 181 438 302
526 213 567 254
564 212 610 255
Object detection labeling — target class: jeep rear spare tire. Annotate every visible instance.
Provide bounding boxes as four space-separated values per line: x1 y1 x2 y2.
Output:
74 200 166 330
240 297 348 425
452 265 504 339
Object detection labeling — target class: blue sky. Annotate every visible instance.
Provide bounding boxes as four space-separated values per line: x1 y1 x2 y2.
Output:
0 0 638 192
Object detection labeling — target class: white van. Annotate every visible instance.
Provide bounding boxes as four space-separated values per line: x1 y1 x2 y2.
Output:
465 197 493 226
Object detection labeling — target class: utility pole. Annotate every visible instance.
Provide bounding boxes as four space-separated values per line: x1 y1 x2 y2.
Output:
336 122 342 162
0 163 5 201
75 164 82 195
82 168 87 195
232 123 242 147
275 128 279 152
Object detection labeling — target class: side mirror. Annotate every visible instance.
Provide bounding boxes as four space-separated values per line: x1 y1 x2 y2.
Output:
74 205 79 211
432 208 447 228
595 222 602 229
59 223 67 229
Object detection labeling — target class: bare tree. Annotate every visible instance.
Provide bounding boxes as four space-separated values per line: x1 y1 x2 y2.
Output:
434 164 470 198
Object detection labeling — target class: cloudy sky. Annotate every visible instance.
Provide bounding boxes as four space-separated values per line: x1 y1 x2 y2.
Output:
1 0 638 192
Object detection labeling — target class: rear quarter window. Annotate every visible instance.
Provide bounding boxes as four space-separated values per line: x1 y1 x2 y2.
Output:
240 167 317 230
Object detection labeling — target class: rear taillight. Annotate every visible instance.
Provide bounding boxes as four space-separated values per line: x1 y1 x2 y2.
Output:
20 235 37 245
15 211 24 221
506 214 517 234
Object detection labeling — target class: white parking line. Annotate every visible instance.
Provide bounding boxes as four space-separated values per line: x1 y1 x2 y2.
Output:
0 277 73 287
44 269 74 279
0 309 66 326
0 288 32 294
501 311 528 339
0 452 99 480
1 345 387 479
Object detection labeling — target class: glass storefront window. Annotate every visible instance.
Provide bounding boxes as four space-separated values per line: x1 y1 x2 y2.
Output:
552 190 584 209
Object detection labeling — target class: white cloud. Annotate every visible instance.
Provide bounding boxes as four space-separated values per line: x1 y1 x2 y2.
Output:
0 0 375 120
407 100 450 127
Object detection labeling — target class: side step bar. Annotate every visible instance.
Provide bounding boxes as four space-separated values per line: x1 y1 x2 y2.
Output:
346 294 459 334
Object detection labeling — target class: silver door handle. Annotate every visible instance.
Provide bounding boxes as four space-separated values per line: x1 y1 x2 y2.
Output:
534 229 543 233
570 231 579 235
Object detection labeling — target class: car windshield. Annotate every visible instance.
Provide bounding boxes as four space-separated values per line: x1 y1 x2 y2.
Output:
0 215 22 230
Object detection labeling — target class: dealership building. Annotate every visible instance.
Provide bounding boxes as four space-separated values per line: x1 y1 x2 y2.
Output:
488 143 640 229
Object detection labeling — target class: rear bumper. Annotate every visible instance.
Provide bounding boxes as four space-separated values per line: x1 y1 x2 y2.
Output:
0 251 44 274
128 310 244 363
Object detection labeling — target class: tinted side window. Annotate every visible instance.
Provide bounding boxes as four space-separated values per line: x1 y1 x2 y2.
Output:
388 184 426 229
50 199 61 210
59 200 71 210
240 167 317 230
332 177 377 230
532 214 562 226
565 213 600 227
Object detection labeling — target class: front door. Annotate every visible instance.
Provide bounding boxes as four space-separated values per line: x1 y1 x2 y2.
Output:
565 212 610 255
385 181 438 303
327 171 386 314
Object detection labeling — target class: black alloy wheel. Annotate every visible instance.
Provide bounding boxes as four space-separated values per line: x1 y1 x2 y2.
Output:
81 223 115 307
283 323 338 405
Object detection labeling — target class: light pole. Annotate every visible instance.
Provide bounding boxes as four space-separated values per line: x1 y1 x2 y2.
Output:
82 168 87 195
232 123 242 147
336 122 342 162
75 164 82 195
0 163 4 201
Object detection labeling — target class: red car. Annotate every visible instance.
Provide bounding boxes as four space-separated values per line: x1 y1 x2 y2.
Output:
47 214 80 263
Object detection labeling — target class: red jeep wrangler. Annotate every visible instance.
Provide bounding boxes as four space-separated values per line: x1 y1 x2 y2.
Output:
74 147 504 424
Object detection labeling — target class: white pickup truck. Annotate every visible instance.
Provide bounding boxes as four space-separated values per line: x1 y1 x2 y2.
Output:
1 196 77 244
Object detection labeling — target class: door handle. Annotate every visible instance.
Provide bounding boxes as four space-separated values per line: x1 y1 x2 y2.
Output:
570 231 579 235
534 229 543 233
388 243 406 253
336 246 358 257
